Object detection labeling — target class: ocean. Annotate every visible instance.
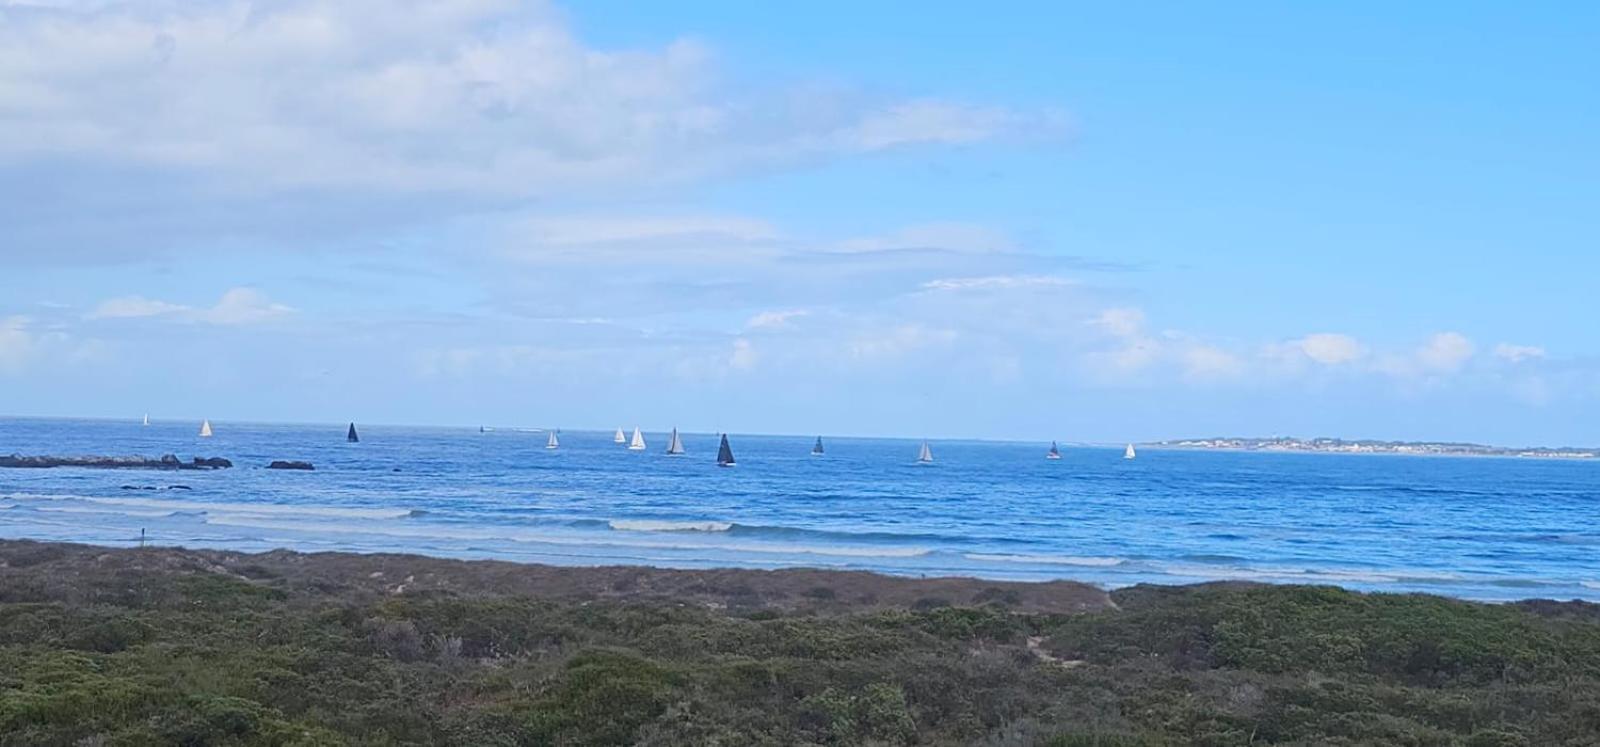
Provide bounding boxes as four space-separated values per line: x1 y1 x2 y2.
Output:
2 417 1597 601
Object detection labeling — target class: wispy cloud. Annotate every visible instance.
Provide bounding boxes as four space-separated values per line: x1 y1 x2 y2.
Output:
745 309 810 330
921 275 1074 292
1291 333 1366 365
0 0 1057 199
0 316 37 374
1415 332 1477 373
87 288 293 325
1494 343 1547 363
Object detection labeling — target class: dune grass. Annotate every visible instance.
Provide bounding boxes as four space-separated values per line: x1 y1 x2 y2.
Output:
1 542 1597 745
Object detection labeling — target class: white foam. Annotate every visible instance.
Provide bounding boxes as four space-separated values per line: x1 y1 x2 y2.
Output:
35 506 179 518
203 516 930 558
1582 581 1600 590
87 496 411 520
1153 563 1405 585
10 492 407 520
2 492 76 501
965 553 1126 567
609 520 732 533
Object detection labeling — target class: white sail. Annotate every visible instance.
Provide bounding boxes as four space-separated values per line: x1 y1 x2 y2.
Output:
614 427 626 444
142 413 150 427
546 430 559 449
199 419 213 438
1124 443 1137 460
917 441 933 463
666 428 685 455
629 427 646 450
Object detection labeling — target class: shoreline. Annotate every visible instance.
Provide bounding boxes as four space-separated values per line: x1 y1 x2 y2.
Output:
1 538 1584 609
0 538 1118 614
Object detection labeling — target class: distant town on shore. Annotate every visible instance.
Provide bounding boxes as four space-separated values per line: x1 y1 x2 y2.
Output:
1155 437 1598 459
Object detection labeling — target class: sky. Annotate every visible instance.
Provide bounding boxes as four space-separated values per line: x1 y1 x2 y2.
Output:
1 0 1597 445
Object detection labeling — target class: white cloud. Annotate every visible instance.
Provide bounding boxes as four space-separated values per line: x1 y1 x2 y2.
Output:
745 309 809 330
87 288 293 325
1294 333 1365 365
0 0 1054 198
1091 308 1146 338
831 223 1017 254
849 324 957 360
728 338 758 370
920 275 1073 292
1494 343 1546 363
517 215 780 250
0 316 38 373
1416 332 1476 373
196 288 295 325
86 296 189 320
1182 344 1245 379
839 100 1062 151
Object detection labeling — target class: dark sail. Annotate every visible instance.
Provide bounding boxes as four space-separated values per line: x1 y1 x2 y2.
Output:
1048 441 1059 457
717 433 736 467
812 436 824 455
347 423 360 443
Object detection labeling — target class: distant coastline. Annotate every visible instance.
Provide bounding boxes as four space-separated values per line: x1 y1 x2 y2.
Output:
1155 436 1598 460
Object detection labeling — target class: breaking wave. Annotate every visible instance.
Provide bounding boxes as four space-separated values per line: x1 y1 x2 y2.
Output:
609 520 733 533
964 553 1127 567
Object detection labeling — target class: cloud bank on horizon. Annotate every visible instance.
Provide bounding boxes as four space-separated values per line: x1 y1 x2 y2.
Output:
0 0 1595 444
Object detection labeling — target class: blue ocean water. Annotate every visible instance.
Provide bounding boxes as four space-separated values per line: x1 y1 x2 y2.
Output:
2 417 1597 601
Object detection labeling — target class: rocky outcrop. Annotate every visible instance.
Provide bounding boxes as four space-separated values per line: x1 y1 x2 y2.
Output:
1 454 232 470
267 460 315 471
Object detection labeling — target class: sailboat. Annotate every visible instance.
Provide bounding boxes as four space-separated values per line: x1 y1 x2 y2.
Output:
347 423 360 443
628 427 646 451
1124 443 1137 460
614 427 626 444
917 441 933 464
142 413 150 427
198 419 213 438
811 436 825 456
1047 441 1061 460
717 433 736 467
665 428 685 455
546 430 560 449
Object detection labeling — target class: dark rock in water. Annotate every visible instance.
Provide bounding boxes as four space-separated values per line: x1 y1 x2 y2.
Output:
267 460 315 471
168 485 192 491
120 485 138 490
1 454 232 470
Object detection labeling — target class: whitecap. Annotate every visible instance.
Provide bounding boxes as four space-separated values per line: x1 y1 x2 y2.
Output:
964 552 1126 567
88 496 411 520
203 515 931 558
609 520 732 533
35 506 179 518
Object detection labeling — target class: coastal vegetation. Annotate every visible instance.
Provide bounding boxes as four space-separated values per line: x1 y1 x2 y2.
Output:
2 540 1598 745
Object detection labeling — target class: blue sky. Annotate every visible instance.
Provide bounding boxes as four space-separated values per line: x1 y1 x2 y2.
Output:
1 0 1596 444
